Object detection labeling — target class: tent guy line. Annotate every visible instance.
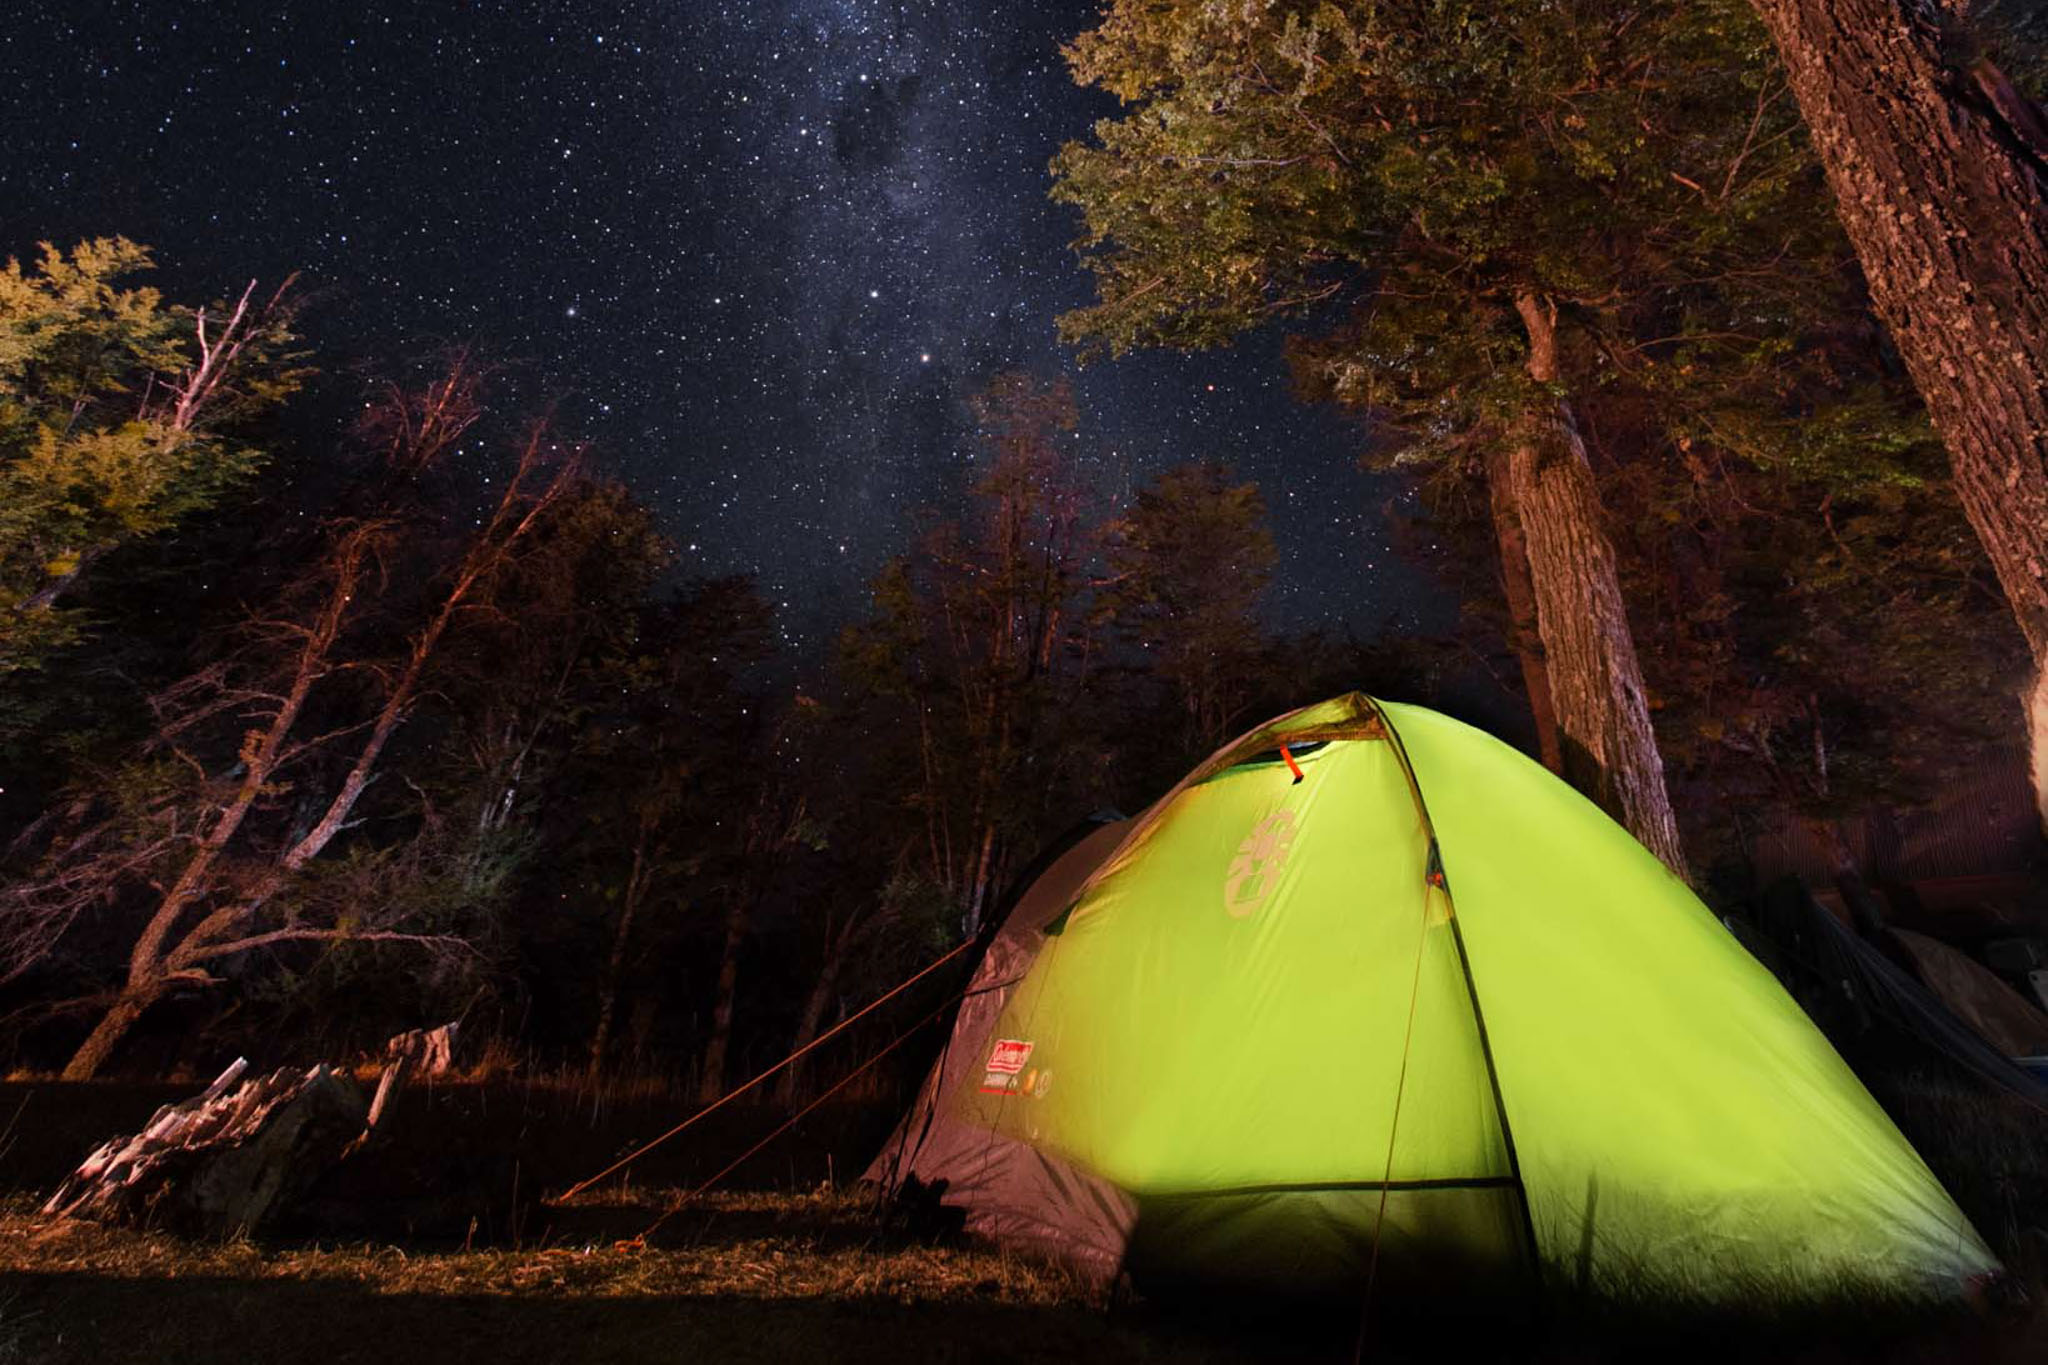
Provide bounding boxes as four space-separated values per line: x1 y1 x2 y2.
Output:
553 935 976 1204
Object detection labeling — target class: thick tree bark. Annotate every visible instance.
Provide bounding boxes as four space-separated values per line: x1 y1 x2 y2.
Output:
60 994 153 1083
2033 669 2048 833
1748 0 2048 830
1510 295 1689 876
1485 446 1566 774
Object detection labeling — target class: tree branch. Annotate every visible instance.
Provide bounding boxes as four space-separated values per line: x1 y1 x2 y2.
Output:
179 928 478 966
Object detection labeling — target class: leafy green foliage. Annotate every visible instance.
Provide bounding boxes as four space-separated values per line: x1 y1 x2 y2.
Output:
1056 0 1843 455
1054 0 2025 854
0 239 305 680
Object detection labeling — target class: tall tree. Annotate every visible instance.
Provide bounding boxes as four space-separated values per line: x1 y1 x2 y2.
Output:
839 371 1101 931
1101 461 1276 749
409 479 675 1074
1743 0 2048 829
557 576 778 1093
699 697 832 1104
1049 0 1819 871
440 482 672 859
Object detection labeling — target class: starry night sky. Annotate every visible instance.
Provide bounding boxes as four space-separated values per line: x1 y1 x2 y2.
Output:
1 1 1433 654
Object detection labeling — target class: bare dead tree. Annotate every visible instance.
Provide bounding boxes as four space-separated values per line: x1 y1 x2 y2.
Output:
156 276 301 435
355 348 487 477
53 395 580 1079
0 810 181 989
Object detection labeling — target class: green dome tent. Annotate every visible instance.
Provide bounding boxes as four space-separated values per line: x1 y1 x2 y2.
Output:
870 694 1998 1303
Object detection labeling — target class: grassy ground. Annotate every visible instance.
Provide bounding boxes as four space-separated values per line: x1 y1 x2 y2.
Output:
0 1188 1290 1365
5 1078 2047 1363
7 1185 2046 1365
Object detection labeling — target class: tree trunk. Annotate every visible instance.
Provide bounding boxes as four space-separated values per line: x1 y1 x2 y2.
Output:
697 895 752 1105
60 529 369 1080
588 833 650 1079
1748 0 2048 831
774 950 847 1107
60 451 566 1081
63 854 209 1080
963 824 997 938
2032 668 2048 836
1511 294 1689 877
60 991 154 1082
1486 446 1566 773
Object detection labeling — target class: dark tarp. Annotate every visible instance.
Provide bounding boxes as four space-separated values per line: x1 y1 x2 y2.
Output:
1888 929 2048 1058
1734 879 2048 1107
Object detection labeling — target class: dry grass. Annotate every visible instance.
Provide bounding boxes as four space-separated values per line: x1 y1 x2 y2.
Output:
0 1187 1086 1306
9 1186 2046 1365
11 1187 2048 1364
8 1070 2048 1363
0 1188 1271 1365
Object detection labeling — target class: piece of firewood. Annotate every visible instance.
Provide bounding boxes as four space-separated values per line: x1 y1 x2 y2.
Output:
383 1021 458 1078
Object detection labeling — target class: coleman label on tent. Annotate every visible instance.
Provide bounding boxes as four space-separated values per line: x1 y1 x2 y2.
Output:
987 1038 1033 1072
1224 808 1297 918
980 1038 1035 1094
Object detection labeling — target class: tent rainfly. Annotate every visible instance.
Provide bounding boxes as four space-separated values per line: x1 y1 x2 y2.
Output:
869 694 1999 1303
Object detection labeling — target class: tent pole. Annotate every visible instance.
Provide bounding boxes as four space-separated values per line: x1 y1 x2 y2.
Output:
1442 891 1545 1282
1373 700 1545 1286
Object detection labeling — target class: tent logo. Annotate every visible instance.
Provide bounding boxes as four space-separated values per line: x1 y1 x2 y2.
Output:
986 1038 1034 1074
980 1038 1036 1094
1224 809 1298 918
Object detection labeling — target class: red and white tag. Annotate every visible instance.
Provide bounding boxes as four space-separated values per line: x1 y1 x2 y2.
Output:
985 1038 1034 1074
